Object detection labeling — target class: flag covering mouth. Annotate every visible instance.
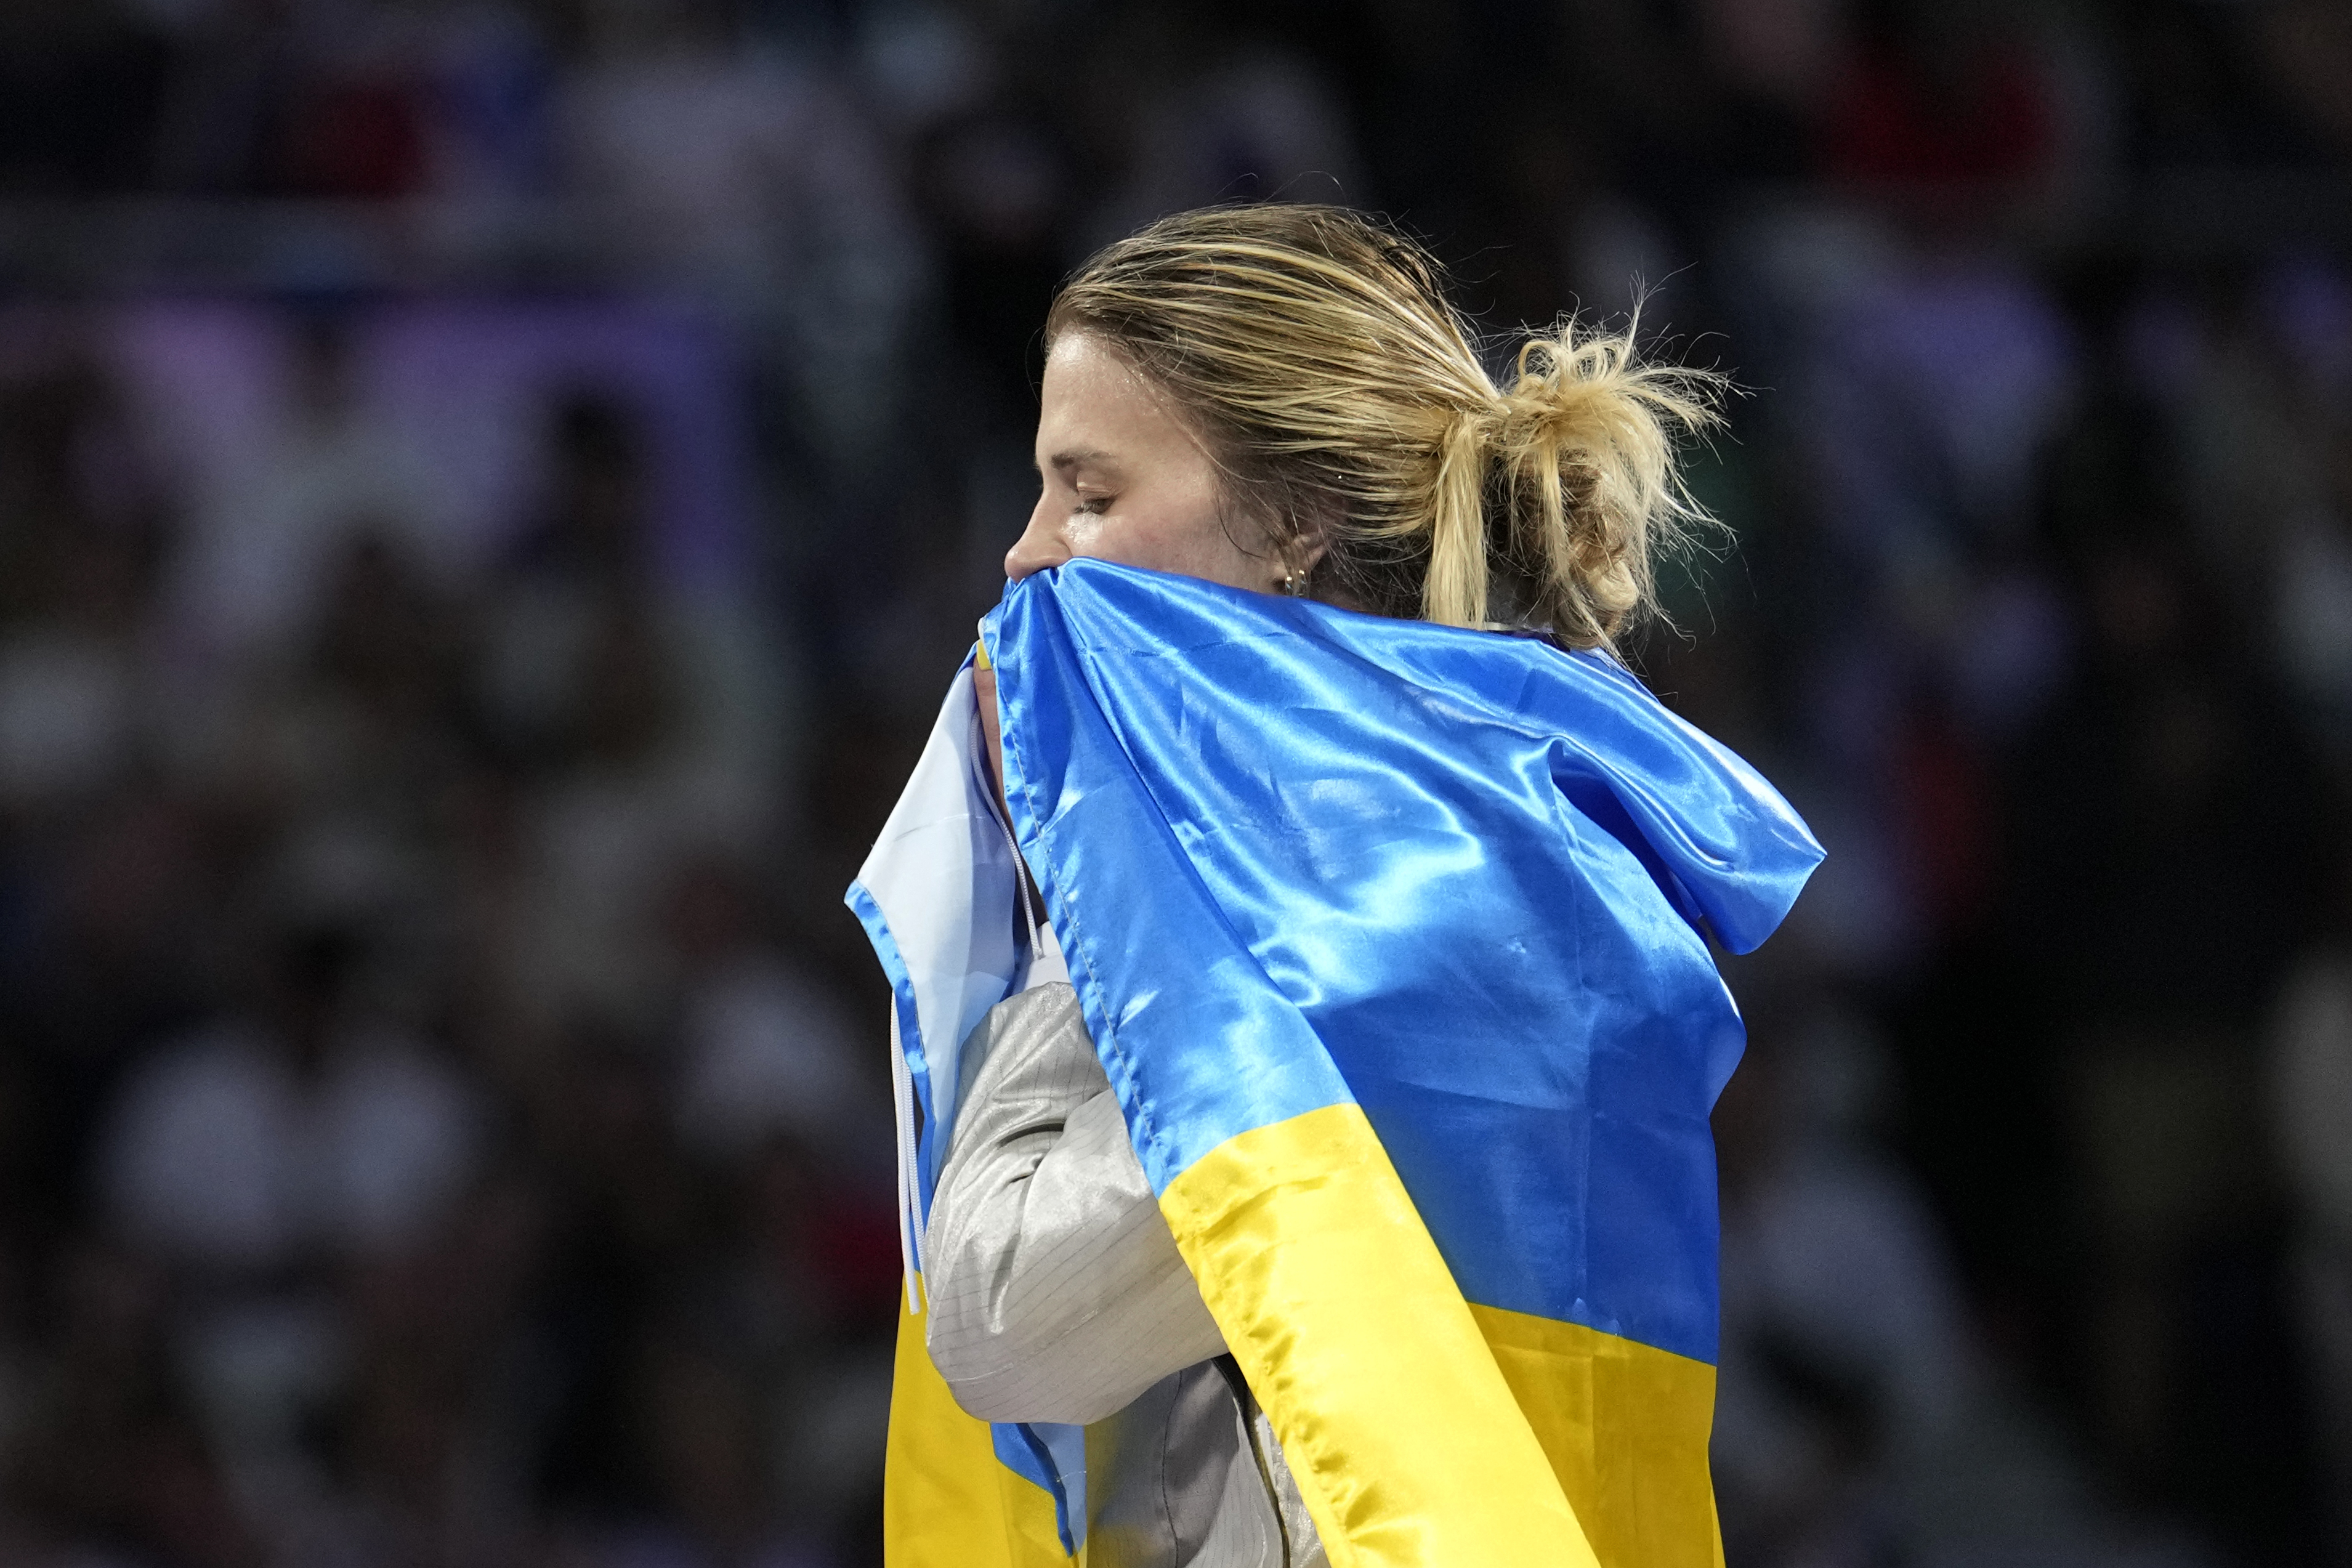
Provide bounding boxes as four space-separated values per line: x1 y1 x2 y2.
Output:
850 557 1823 1568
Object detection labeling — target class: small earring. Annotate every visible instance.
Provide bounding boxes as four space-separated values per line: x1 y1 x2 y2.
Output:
1279 566 1307 597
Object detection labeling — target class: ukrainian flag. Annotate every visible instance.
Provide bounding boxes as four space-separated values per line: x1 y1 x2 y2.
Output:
850 558 1822 1567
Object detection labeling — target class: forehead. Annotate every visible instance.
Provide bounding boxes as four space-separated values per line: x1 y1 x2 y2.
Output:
1035 333 1196 461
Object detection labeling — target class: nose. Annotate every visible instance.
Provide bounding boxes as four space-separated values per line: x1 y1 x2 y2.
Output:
1004 497 1069 581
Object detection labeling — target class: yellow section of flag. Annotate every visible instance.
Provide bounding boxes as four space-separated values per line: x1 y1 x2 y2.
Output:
1471 1301 1724 1568
883 1282 1072 1568
1160 1102 1606 1568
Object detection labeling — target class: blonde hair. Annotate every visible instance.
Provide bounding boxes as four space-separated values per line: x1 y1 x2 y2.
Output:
1045 204 1724 647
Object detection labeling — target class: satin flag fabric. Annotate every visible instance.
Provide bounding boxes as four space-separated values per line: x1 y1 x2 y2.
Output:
851 558 1822 1567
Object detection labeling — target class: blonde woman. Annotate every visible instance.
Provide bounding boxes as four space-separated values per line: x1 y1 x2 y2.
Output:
854 204 1820 1568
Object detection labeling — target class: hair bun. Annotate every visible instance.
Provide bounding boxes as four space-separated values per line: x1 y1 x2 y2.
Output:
1474 317 1724 641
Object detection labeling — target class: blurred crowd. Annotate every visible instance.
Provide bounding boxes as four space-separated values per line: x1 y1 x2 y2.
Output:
2 1 2352 1566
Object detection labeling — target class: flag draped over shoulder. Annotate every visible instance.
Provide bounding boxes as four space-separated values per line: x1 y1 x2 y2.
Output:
850 558 1823 1568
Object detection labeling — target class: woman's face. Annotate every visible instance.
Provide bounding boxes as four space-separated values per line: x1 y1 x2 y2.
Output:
1006 332 1293 591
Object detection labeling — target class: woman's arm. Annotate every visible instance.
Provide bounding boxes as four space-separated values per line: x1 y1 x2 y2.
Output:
924 982 1229 1425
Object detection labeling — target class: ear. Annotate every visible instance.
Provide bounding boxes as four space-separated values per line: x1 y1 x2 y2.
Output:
1281 499 1336 580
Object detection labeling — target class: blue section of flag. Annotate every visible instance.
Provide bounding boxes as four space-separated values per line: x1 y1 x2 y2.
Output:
992 1421 1081 1556
984 560 1820 1365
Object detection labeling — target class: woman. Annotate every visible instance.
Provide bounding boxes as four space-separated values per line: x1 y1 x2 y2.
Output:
853 204 1820 1568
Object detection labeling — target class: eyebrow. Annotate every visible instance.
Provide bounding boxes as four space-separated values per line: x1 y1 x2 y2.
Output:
1046 448 1117 472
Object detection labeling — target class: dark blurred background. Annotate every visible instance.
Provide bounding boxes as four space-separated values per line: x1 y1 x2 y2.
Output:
0 0 2348 1564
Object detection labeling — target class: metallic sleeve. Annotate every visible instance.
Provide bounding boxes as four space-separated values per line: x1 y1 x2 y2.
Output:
923 982 1229 1426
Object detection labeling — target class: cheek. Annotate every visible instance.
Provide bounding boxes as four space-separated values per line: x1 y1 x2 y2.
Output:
1109 486 1248 578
